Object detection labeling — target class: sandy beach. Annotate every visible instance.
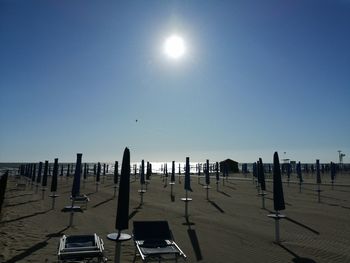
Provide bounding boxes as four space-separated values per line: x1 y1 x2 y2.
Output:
1 171 350 263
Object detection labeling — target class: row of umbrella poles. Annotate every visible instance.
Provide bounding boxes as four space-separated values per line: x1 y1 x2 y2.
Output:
253 153 338 243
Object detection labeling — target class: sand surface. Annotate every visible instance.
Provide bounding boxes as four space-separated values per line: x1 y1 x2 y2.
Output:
1 171 350 263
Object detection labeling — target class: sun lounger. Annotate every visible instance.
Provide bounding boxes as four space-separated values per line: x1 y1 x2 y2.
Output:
70 194 90 209
58 233 107 262
133 220 187 262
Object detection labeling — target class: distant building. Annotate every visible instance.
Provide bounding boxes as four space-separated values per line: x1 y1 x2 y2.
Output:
220 159 239 173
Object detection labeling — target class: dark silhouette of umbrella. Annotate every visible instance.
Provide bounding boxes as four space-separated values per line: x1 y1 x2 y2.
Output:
42 161 49 188
96 162 101 182
36 162 42 186
316 159 321 184
114 161 119 184
115 147 130 231
258 158 266 191
31 164 36 184
296 162 302 181
140 160 145 185
83 163 87 180
72 154 82 198
184 157 192 192
273 152 285 211
0 171 9 214
205 159 210 186
171 161 175 182
330 162 336 181
51 158 58 193
107 148 132 263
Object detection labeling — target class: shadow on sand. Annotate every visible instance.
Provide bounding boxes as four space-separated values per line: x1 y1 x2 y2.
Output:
183 216 202 261
92 197 114 208
217 190 231 198
285 217 320 235
278 243 317 263
0 209 51 224
3 226 70 263
208 200 225 213
5 199 40 208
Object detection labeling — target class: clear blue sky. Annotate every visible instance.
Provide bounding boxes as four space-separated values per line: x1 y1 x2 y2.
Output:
1 0 349 163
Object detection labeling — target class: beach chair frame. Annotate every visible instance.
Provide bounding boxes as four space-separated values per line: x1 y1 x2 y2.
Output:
58 233 107 262
132 220 187 262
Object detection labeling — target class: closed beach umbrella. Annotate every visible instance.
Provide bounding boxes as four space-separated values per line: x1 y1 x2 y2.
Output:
83 163 87 180
36 162 43 184
171 161 175 182
316 159 321 184
51 158 59 192
296 162 303 182
330 162 336 181
273 152 285 212
42 161 49 187
216 162 219 181
184 157 192 192
115 147 130 231
72 154 82 198
31 164 36 183
205 159 210 185
0 171 9 213
96 162 101 182
258 158 266 191
140 160 145 185
114 161 119 184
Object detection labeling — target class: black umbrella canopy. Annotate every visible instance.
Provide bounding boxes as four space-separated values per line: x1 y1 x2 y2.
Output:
83 163 87 180
115 147 131 231
215 162 219 181
140 160 145 185
297 162 303 182
32 164 37 182
96 162 101 182
205 159 210 185
114 161 119 184
330 162 336 181
36 162 43 184
171 161 175 182
72 154 82 198
42 161 49 187
184 157 192 192
316 159 321 184
258 158 266 191
51 158 59 192
273 152 285 211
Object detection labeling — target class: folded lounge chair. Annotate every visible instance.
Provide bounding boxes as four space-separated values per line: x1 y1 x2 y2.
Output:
58 233 107 262
70 194 90 209
133 220 187 262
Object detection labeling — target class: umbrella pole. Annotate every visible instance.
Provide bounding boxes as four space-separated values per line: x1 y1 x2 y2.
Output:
52 191 56 209
114 240 122 263
261 190 265 209
42 188 45 200
114 185 117 198
171 183 173 197
96 182 99 192
299 182 302 193
317 184 321 203
206 185 209 200
275 212 280 243
69 199 75 227
185 190 188 218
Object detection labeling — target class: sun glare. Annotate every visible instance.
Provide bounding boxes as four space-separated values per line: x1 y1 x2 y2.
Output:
163 35 186 59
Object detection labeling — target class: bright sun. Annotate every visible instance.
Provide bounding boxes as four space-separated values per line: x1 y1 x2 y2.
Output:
163 35 186 59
